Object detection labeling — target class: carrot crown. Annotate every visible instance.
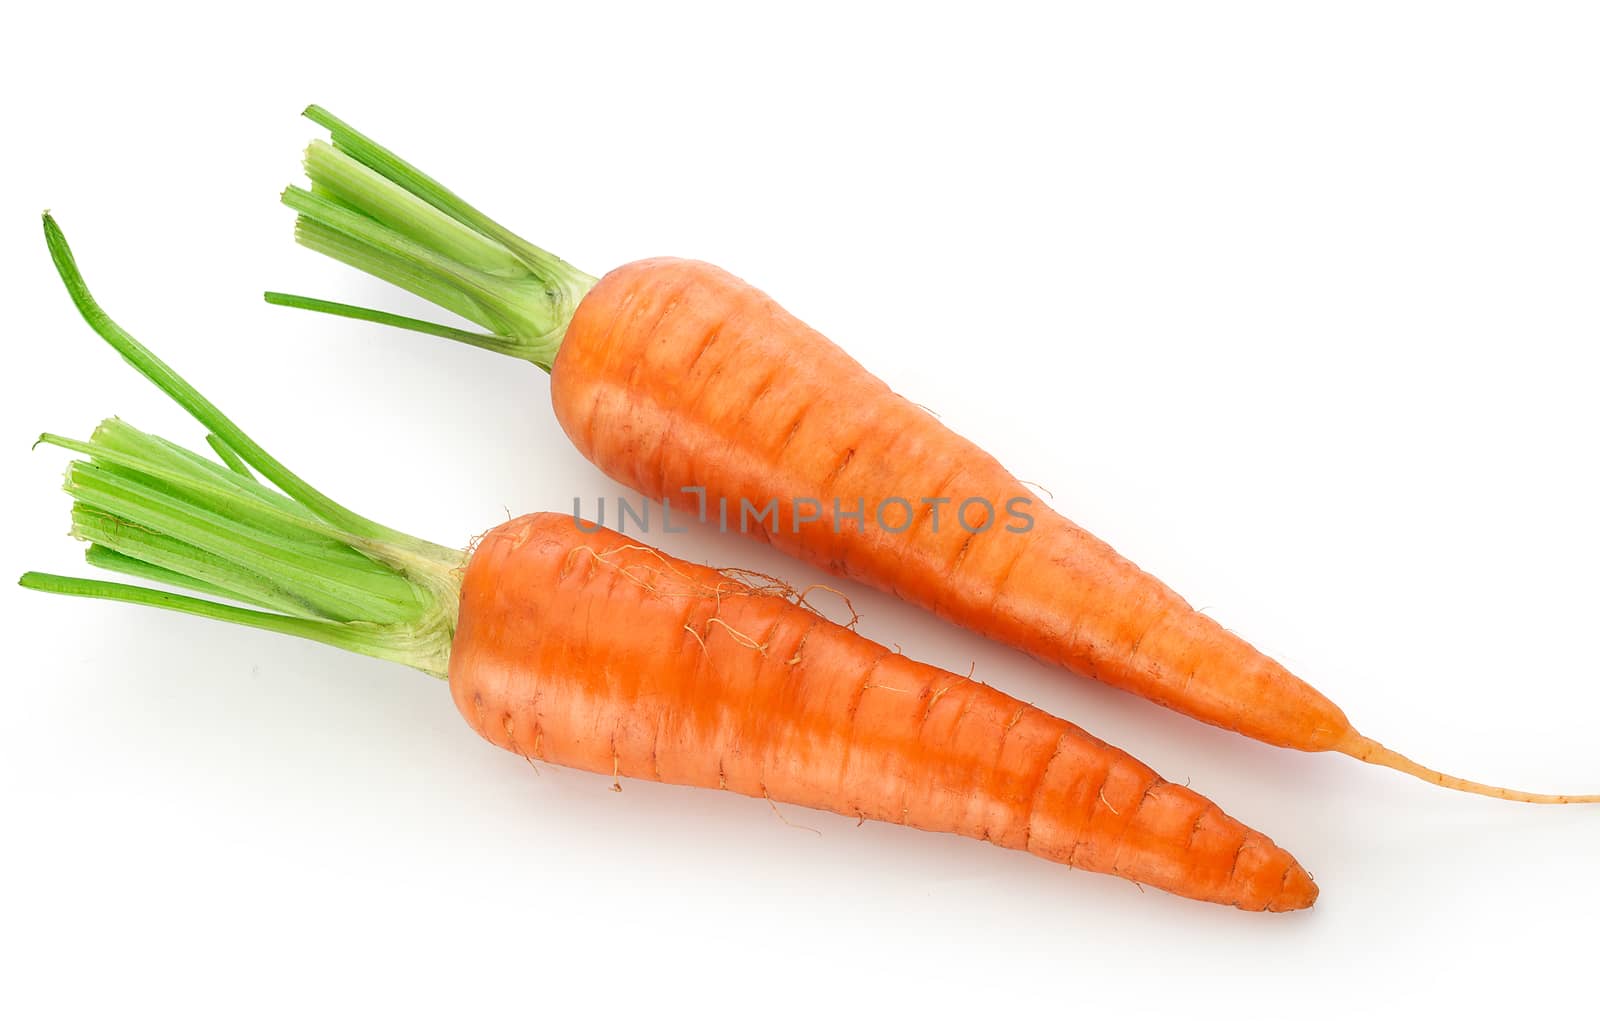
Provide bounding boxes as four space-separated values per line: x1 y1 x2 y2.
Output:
267 106 596 371
21 215 464 677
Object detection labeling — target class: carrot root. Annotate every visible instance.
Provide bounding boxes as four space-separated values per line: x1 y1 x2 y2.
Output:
1340 735 1600 804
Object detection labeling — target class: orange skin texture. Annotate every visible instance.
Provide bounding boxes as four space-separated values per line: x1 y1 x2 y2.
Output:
449 513 1318 911
550 259 1353 752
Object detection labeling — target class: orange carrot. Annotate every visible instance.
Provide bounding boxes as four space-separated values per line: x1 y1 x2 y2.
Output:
268 107 1596 803
459 514 1316 912
24 214 1318 911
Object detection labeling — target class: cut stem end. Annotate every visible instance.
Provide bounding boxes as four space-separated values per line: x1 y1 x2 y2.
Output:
274 106 596 372
30 213 466 679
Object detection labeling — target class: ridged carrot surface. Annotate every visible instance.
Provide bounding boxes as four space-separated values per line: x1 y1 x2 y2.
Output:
455 514 1316 911
553 258 1347 751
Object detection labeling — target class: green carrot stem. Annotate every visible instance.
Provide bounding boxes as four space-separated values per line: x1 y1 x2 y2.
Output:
27 213 466 677
84 545 263 605
282 183 536 336
66 461 418 621
262 292 531 361
19 573 445 673
271 106 595 372
44 213 448 563
304 139 527 279
302 105 588 291
70 504 325 618
206 434 255 479
291 211 492 326
39 428 381 564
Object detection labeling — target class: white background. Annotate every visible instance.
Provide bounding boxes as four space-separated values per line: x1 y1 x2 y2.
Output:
4 3 1597 1017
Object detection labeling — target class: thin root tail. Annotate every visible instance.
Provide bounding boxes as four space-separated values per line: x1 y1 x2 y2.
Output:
1341 734 1600 804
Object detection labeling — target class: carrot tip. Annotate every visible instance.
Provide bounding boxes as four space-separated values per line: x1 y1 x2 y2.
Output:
1268 863 1320 912
1342 734 1600 804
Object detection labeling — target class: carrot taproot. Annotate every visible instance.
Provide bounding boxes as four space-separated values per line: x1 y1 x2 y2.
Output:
459 514 1316 911
24 213 1318 911
267 107 1597 803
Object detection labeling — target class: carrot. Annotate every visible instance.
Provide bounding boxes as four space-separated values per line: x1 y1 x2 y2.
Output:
22 213 1319 911
266 107 1596 804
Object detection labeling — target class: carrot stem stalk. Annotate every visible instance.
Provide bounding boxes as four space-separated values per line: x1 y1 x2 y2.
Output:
19 572 443 670
205 433 256 479
84 545 256 603
262 292 528 359
29 213 464 677
276 106 595 371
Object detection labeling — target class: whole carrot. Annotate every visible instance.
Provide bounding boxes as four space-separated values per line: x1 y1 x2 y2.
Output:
24 214 1317 911
268 108 1596 803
